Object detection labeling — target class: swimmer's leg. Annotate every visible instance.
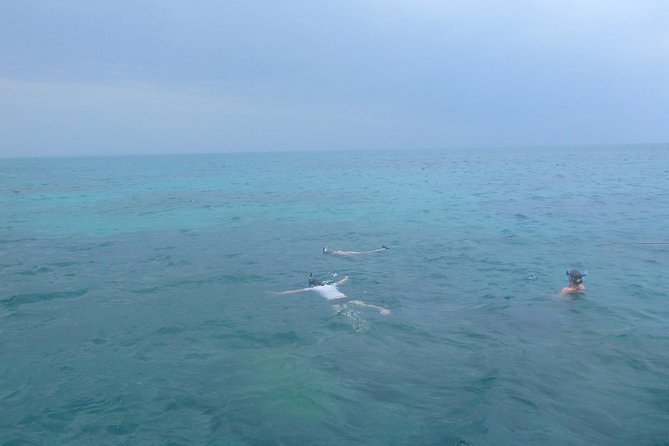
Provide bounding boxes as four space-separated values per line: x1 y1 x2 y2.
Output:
330 303 368 332
331 302 347 315
350 300 391 316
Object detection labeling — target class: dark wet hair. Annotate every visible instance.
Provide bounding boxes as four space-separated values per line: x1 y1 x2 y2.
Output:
566 269 584 285
308 273 323 287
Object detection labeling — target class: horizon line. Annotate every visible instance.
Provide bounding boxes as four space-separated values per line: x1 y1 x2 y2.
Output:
1 141 668 160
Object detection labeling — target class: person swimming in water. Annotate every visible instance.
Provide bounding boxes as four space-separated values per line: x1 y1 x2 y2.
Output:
561 269 586 295
322 246 390 256
272 273 391 316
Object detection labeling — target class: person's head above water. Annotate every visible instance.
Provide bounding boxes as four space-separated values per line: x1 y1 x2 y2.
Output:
308 273 324 287
322 246 330 255
566 269 586 285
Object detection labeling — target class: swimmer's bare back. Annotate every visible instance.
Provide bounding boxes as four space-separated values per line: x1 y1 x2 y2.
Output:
561 285 585 295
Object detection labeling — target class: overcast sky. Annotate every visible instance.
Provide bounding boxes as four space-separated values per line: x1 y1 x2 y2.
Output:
1 0 668 156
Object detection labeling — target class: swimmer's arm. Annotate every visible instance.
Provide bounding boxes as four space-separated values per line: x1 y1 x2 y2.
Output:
335 276 349 286
270 288 311 295
341 246 389 255
332 250 355 256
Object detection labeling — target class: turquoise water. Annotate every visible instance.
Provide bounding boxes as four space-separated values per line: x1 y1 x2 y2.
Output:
1 146 668 445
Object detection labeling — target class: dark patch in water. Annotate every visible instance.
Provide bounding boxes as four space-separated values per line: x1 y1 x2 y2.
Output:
1 288 89 308
272 331 299 343
156 326 187 335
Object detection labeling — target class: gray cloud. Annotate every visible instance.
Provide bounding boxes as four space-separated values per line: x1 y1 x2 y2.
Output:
1 0 668 156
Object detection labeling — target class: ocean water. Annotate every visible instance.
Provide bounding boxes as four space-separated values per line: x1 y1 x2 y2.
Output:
1 146 668 445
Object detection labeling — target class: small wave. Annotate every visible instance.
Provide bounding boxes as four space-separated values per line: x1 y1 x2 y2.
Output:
107 421 139 436
156 325 187 336
1 288 89 308
17 266 52 276
130 273 265 294
0 237 37 245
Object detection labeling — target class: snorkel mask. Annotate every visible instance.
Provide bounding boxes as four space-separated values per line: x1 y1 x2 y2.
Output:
566 269 588 285
309 272 337 287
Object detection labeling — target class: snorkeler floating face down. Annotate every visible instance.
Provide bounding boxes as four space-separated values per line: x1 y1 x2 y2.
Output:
271 274 391 315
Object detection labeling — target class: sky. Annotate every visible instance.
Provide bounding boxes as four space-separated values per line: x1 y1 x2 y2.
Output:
1 0 668 157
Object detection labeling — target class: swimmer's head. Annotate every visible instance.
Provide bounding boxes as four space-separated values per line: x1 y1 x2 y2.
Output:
308 273 323 287
322 246 329 255
566 269 586 285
